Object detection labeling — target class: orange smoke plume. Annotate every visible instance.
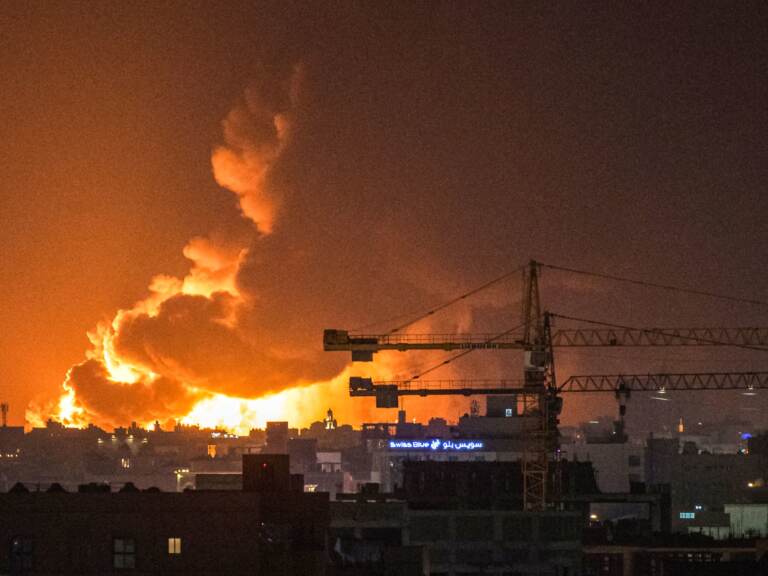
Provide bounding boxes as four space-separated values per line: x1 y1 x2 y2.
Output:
28 68 347 432
28 65 495 434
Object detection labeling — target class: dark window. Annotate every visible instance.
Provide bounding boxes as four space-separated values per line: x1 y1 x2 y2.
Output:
539 516 580 542
410 516 449 542
10 536 33 572
502 516 532 541
113 538 136 569
429 546 452 564
457 515 494 542
457 547 493 565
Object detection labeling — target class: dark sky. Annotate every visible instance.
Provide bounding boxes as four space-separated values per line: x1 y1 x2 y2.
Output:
1 2 767 431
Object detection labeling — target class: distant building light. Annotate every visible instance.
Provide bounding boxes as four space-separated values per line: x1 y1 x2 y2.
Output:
679 512 696 519
695 505 703 511
304 484 318 493
120 458 131 469
748 482 755 488
505 408 513 417
589 513 598 521
741 433 753 440
174 468 190 480
167 537 181 555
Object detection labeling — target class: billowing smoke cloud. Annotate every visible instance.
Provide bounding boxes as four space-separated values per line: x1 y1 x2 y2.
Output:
29 68 331 432
30 65 510 433
211 69 300 235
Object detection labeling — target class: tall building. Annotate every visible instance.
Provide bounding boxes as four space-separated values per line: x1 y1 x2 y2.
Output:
0 454 329 575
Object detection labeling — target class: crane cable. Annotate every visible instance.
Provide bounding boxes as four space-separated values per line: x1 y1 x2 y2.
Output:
355 261 766 333
539 262 768 308
351 263 525 334
388 264 525 334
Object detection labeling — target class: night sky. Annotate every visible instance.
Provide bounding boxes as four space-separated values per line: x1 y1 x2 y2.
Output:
2 2 767 432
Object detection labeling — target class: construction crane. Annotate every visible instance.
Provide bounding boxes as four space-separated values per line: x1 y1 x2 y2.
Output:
324 324 768 358
322 260 768 511
325 261 558 509
348 371 768 397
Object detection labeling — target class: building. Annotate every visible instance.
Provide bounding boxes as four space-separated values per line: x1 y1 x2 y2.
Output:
583 541 768 575
563 442 644 494
330 499 427 575
264 421 289 454
399 460 588 575
673 456 762 532
0 454 329 575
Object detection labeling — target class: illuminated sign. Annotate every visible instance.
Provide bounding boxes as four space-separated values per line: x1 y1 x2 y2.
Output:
679 512 695 519
388 439 485 451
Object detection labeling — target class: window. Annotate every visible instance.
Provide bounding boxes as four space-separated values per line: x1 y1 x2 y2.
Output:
457 515 494 542
505 408 513 417
113 538 136 569
502 516 533 541
10 536 33 572
167 537 182 555
410 516 450 542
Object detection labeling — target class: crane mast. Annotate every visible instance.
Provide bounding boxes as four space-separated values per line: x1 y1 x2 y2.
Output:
518 262 557 510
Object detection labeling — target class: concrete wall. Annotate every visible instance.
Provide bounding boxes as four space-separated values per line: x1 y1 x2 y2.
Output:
725 504 768 538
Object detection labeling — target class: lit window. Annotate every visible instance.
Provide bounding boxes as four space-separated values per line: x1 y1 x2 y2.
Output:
207 444 217 458
10 536 33 572
167 537 181 555
505 408 513 417
120 458 131 469
679 512 696 520
113 538 136 569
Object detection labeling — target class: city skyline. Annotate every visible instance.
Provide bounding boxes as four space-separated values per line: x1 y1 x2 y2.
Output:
2 3 767 434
